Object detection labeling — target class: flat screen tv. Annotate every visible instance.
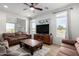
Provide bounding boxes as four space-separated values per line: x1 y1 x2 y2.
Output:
36 24 49 34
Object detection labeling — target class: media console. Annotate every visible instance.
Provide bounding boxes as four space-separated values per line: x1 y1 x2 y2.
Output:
34 34 53 45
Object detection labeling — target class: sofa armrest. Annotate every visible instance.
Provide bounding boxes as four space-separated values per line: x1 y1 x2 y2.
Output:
3 40 9 49
4 37 11 41
28 35 31 39
25 34 31 39
62 39 76 45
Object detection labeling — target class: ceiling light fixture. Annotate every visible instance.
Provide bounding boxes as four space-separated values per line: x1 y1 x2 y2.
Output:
30 7 34 10
3 5 8 8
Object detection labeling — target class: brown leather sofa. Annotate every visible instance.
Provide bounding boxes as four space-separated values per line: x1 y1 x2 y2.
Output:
57 38 79 56
2 32 31 46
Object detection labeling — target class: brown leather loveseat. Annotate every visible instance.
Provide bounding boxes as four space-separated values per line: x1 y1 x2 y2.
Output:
2 32 31 46
57 38 79 56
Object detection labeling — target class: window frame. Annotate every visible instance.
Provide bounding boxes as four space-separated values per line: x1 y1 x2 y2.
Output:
56 11 67 38
31 20 36 34
6 23 15 33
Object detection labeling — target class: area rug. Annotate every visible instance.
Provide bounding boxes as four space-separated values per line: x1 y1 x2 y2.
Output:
9 45 50 56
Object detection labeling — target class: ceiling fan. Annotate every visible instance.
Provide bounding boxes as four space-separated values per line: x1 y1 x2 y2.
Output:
24 3 43 11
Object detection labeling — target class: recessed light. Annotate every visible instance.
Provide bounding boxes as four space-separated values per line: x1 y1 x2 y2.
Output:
3 5 8 8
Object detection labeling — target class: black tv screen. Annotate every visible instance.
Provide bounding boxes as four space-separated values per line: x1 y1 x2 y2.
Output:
36 24 49 34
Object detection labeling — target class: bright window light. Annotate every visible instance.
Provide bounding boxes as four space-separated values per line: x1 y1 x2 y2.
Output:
56 11 67 38
6 23 15 33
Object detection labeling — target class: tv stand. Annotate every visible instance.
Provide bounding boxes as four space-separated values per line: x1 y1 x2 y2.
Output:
34 34 53 45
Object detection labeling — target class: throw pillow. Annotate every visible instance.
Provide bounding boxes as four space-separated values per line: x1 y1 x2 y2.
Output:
3 40 9 49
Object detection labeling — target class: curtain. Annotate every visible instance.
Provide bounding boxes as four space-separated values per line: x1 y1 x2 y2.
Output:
65 9 72 40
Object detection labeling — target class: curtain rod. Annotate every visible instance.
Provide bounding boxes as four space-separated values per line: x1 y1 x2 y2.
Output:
53 7 73 14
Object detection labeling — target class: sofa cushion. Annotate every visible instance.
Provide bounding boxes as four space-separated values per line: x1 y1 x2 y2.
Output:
62 39 76 45
15 32 27 38
17 37 26 40
58 47 78 56
61 43 76 50
75 43 79 55
5 37 17 41
3 33 15 38
15 32 22 36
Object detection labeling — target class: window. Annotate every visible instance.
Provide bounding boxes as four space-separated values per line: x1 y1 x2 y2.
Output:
6 23 15 33
56 11 67 38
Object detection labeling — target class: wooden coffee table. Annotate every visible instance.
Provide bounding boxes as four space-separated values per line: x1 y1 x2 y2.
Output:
19 39 43 55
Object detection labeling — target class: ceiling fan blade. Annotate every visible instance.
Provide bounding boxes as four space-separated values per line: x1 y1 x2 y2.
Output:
34 3 38 6
31 3 38 7
24 3 31 7
23 8 27 10
33 7 43 11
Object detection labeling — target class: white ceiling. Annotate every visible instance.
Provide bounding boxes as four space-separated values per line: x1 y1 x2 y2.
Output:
0 3 71 18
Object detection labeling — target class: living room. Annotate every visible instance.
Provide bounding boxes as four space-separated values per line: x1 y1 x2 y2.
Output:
0 2 79 56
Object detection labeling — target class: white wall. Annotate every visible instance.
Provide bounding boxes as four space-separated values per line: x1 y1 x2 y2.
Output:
70 4 79 39
0 11 6 34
